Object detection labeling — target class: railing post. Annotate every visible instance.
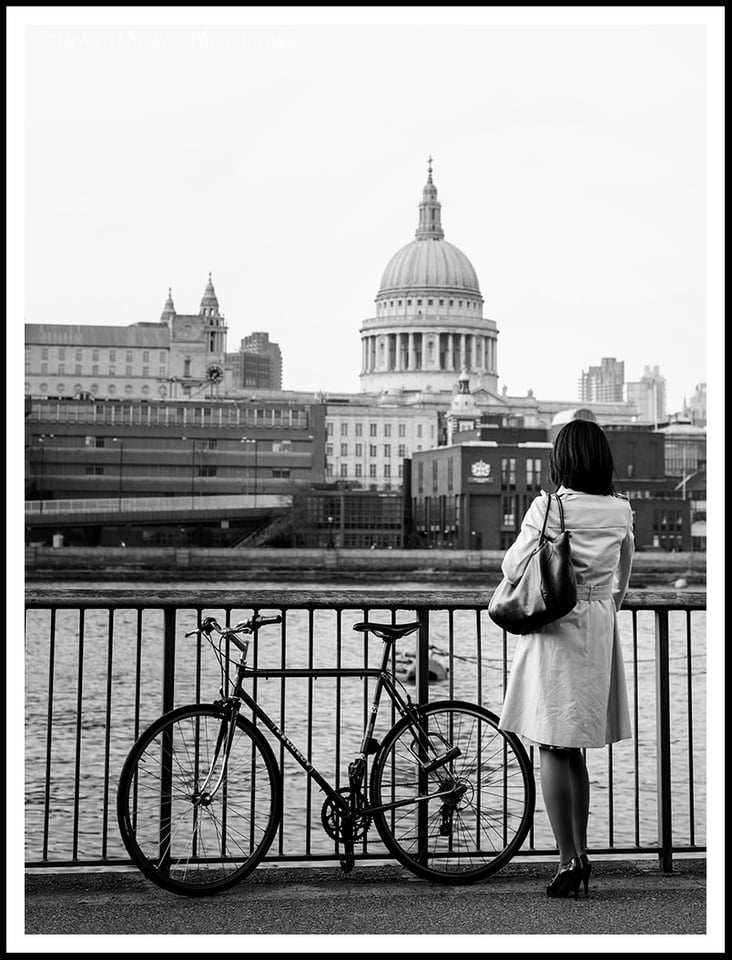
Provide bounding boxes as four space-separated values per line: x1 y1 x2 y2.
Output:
162 607 177 715
414 608 430 708
655 608 673 873
414 608 430 866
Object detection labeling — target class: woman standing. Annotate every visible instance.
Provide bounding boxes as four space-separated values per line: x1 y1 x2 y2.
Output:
498 419 635 899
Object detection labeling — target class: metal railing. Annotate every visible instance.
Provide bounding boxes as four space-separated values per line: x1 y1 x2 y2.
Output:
24 587 706 872
25 494 291 517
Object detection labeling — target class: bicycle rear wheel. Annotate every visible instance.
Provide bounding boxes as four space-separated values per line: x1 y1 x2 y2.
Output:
370 700 534 883
117 703 281 896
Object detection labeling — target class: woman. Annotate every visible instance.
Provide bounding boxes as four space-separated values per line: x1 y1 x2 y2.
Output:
498 419 634 899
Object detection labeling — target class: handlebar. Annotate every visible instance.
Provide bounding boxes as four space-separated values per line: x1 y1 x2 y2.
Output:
184 613 282 651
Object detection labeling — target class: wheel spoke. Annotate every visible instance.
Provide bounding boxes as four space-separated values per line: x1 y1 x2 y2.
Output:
118 705 280 895
371 702 534 881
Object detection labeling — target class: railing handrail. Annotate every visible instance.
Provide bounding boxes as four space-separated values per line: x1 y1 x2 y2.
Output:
25 586 706 612
25 494 291 515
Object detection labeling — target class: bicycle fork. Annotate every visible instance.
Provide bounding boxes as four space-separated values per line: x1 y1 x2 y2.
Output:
192 699 241 807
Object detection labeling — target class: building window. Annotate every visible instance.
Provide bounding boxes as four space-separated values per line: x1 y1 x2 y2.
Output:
369 464 377 478
126 351 133 362
92 349 99 361
417 424 423 438
272 440 292 453
398 444 406 458
92 365 99 376
526 458 542 490
355 443 363 457
75 349 83 361
447 459 454 492
399 423 406 437
198 466 217 477
75 365 82 375
326 443 333 456
58 348 65 360
41 348 48 360
501 458 517 490
85 466 105 475
432 460 439 492
340 422 348 436
159 351 166 362
272 469 291 479
109 351 116 361
384 464 391 478
369 444 377 457
143 351 150 362
355 422 363 437
370 423 377 437
109 366 116 375
340 443 348 456
340 464 348 477
125 366 133 376
417 461 424 493
384 424 391 437
355 464 362 478
58 364 65 375
384 444 391 458
502 495 517 528
326 422 334 436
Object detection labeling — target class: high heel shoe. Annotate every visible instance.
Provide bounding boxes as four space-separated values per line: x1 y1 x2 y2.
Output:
546 857 582 899
579 852 591 897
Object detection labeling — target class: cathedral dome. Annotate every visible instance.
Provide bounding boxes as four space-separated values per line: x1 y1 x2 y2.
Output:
377 159 482 299
379 238 481 296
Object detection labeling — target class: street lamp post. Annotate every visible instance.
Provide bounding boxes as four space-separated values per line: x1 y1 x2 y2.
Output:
112 437 124 511
35 433 55 513
180 436 197 509
241 438 258 506
327 515 334 549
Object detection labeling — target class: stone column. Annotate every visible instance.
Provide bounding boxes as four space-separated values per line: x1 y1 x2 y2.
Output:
408 332 415 370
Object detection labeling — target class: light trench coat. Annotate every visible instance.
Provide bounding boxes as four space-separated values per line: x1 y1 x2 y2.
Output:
497 486 635 749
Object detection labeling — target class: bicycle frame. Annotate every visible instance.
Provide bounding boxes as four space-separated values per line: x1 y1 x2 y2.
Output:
216 632 454 820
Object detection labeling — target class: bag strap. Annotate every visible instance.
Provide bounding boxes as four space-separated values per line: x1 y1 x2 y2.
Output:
539 492 566 541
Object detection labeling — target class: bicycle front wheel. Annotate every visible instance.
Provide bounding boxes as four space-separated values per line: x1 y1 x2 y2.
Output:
370 700 534 883
117 703 281 896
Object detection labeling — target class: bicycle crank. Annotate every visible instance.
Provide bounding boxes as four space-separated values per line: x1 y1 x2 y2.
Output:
321 787 371 843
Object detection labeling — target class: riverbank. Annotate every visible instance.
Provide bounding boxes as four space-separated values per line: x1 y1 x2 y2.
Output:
25 545 705 587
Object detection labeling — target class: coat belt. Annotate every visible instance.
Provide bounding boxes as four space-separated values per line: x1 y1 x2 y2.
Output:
575 583 614 601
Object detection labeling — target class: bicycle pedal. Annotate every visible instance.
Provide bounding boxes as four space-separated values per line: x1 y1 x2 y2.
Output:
423 746 461 774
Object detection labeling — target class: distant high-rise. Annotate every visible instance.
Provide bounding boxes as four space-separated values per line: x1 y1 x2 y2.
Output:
226 332 283 390
626 365 667 425
578 357 625 403
683 382 707 427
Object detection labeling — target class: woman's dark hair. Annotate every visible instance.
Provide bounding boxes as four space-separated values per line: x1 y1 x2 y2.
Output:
549 419 617 495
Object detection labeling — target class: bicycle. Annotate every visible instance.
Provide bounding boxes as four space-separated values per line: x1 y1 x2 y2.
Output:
117 611 535 896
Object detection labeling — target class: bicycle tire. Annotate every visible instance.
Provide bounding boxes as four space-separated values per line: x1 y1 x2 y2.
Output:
117 703 282 896
370 699 534 884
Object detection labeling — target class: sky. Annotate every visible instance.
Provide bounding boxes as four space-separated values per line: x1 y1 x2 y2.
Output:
10 7 722 416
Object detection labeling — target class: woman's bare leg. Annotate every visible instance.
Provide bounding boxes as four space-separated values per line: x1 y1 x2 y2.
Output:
538 747 578 864
567 748 590 856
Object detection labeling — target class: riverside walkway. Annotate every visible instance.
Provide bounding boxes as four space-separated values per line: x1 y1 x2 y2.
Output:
20 857 716 949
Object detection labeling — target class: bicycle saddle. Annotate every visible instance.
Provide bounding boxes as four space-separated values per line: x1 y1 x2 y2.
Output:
352 621 421 641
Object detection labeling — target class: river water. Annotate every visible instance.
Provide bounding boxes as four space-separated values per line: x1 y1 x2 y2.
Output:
24 582 706 863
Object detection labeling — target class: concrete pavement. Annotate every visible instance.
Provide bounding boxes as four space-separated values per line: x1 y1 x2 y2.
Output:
21 857 710 944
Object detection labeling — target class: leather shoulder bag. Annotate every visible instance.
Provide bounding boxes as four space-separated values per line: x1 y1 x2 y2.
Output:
488 493 577 635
